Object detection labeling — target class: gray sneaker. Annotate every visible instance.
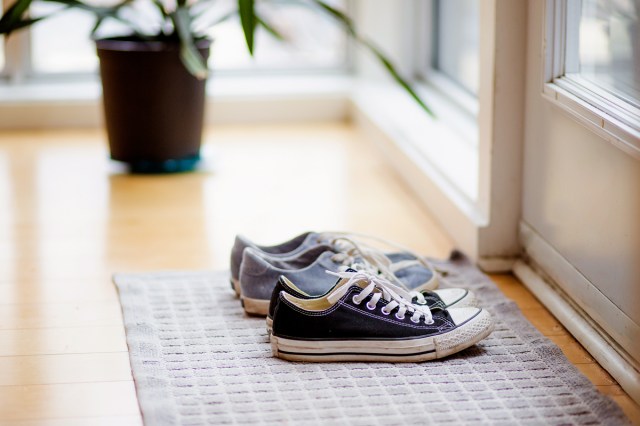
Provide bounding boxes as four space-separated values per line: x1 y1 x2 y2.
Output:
230 231 440 296
230 232 324 295
239 247 344 316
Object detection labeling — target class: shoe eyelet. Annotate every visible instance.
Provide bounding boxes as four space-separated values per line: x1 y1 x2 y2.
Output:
351 295 361 305
366 302 376 310
410 317 420 324
380 308 391 315
426 319 435 325
395 312 405 320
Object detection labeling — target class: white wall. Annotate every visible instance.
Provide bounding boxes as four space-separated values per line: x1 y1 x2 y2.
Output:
522 0 640 366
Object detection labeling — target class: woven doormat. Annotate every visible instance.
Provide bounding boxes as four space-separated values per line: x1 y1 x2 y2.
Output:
114 254 629 425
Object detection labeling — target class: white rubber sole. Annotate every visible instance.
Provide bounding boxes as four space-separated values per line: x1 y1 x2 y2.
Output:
266 317 273 335
242 296 270 316
271 309 493 362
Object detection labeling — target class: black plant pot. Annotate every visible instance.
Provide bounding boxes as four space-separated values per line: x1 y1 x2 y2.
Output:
96 37 211 173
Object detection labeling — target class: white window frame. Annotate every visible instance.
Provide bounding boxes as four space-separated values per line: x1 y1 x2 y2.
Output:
410 0 479 154
414 0 479 118
392 0 481 201
350 0 527 270
543 0 640 159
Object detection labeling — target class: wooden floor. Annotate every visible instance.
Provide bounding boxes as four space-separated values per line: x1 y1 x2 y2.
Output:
0 123 638 425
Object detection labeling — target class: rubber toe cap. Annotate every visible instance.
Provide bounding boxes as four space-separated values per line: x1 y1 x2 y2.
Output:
447 307 482 326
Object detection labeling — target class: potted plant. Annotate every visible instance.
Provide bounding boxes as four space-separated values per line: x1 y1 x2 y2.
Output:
0 0 432 173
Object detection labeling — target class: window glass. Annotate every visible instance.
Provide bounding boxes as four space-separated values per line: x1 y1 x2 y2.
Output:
568 0 640 105
28 0 348 75
205 1 348 71
433 0 479 96
31 3 98 73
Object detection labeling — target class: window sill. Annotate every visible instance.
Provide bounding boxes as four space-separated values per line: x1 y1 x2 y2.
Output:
352 80 479 203
350 80 486 261
0 74 353 128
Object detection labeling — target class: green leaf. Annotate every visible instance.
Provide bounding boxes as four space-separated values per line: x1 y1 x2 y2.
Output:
90 16 104 37
311 0 434 116
172 7 208 80
152 0 169 19
193 9 234 29
256 15 285 41
150 0 171 34
36 0 141 39
41 0 132 20
0 0 34 35
363 40 434 117
238 0 255 55
311 0 355 36
3 15 47 33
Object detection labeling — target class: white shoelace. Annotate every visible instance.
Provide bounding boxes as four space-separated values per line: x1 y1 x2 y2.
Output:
319 231 439 271
326 270 434 324
326 236 430 305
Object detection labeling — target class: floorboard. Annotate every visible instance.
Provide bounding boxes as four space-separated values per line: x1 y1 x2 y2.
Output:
0 123 637 424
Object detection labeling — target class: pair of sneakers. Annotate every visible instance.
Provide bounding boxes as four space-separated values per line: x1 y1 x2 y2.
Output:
232 231 452 315
230 232 494 361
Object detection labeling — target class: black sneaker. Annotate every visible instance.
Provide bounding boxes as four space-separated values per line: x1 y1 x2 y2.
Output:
265 272 477 334
270 270 493 362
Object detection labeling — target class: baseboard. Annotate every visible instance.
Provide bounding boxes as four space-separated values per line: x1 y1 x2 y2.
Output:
514 260 640 404
519 222 640 364
476 256 518 273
